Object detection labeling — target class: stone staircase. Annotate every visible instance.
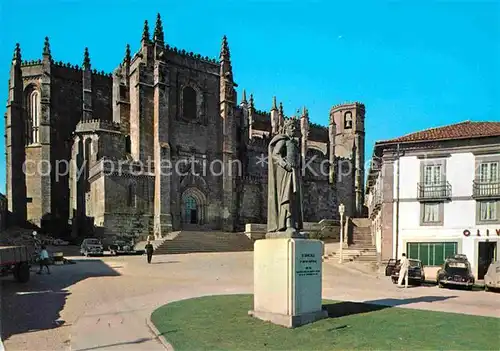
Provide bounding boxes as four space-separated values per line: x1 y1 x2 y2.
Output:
323 217 377 264
152 230 254 255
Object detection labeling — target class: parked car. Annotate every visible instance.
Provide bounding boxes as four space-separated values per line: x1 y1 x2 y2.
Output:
52 238 69 246
437 256 474 289
386 258 425 285
80 238 104 256
484 260 500 292
109 240 136 255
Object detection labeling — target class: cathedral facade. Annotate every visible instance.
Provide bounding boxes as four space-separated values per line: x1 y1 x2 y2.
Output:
5 15 366 240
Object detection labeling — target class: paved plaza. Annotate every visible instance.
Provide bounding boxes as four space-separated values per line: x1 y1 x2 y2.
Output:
1 252 499 350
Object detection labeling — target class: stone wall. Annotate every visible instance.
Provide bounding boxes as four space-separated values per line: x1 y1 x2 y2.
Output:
101 213 154 240
303 180 337 222
335 157 356 217
103 173 154 215
50 66 83 225
239 181 263 225
92 74 112 121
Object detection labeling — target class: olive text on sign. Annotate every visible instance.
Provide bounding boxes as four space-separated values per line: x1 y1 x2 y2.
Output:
463 229 500 237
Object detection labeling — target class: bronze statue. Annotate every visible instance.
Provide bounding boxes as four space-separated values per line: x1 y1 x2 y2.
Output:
267 119 304 237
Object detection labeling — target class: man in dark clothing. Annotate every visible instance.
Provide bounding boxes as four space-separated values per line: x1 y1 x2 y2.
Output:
145 241 154 264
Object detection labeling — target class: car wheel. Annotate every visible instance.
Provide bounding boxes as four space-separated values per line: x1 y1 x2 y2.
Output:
15 262 30 283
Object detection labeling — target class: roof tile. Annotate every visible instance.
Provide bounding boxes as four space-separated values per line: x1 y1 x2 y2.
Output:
378 121 500 144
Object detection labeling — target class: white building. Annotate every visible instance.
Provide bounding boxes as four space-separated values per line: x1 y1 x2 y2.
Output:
366 121 500 280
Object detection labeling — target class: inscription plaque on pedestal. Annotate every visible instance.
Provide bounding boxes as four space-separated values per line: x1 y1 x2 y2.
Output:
294 241 322 315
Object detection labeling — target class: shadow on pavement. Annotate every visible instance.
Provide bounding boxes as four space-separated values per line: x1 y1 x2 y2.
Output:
323 295 458 318
1 258 120 341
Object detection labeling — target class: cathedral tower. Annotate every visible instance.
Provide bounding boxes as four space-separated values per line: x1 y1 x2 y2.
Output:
330 102 365 217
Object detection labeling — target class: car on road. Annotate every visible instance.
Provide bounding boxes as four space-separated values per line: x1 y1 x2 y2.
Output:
437 256 475 289
52 238 70 246
484 260 500 292
109 240 136 255
386 258 425 285
80 238 104 256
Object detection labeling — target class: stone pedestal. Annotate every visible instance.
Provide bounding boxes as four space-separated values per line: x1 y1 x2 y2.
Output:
249 238 328 328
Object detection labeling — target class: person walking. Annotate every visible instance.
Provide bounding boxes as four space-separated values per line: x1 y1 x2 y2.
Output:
398 253 409 288
37 245 51 274
145 241 154 264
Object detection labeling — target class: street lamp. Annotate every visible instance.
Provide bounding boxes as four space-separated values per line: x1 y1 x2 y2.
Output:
338 203 345 263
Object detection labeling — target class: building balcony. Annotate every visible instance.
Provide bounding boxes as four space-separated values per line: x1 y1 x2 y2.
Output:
472 180 500 199
417 182 452 201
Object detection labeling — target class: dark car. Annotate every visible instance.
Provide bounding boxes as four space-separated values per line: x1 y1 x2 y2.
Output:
109 240 136 255
386 258 425 285
436 257 475 289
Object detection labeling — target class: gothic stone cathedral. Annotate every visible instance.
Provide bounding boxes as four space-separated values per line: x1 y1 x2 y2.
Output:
5 15 366 240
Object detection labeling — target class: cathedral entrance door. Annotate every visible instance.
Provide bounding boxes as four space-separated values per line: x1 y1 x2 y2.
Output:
181 187 206 228
184 196 198 225
190 209 197 224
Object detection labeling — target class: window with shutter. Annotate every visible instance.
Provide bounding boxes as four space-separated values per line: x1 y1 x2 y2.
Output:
406 242 457 266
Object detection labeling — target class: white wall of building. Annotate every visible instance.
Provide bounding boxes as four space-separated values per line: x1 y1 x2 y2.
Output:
390 151 500 280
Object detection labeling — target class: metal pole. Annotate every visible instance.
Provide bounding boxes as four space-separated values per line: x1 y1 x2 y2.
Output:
339 212 344 263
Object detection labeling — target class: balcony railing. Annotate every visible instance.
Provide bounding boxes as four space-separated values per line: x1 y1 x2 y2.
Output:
417 182 452 201
472 180 500 199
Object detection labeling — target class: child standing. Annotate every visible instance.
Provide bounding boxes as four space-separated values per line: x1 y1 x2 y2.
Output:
37 245 51 274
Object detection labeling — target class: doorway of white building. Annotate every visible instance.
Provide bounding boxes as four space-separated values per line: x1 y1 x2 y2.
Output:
477 241 497 280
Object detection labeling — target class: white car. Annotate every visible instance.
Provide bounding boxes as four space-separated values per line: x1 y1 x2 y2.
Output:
484 261 500 292
80 238 104 256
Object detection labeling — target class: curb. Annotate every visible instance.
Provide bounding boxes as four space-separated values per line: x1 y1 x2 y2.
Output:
145 316 175 351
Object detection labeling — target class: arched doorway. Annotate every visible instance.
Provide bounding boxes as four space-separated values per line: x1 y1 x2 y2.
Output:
181 187 207 227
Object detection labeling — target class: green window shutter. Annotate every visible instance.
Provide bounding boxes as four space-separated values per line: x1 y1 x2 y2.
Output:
433 243 444 266
420 243 430 266
444 242 456 260
406 242 459 266
408 243 419 260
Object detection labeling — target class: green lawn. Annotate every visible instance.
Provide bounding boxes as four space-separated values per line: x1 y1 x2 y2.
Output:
151 294 499 351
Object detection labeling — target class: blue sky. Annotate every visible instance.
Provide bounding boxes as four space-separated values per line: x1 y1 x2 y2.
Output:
0 0 498 193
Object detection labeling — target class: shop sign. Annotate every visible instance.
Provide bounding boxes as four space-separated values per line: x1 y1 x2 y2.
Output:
463 229 500 237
